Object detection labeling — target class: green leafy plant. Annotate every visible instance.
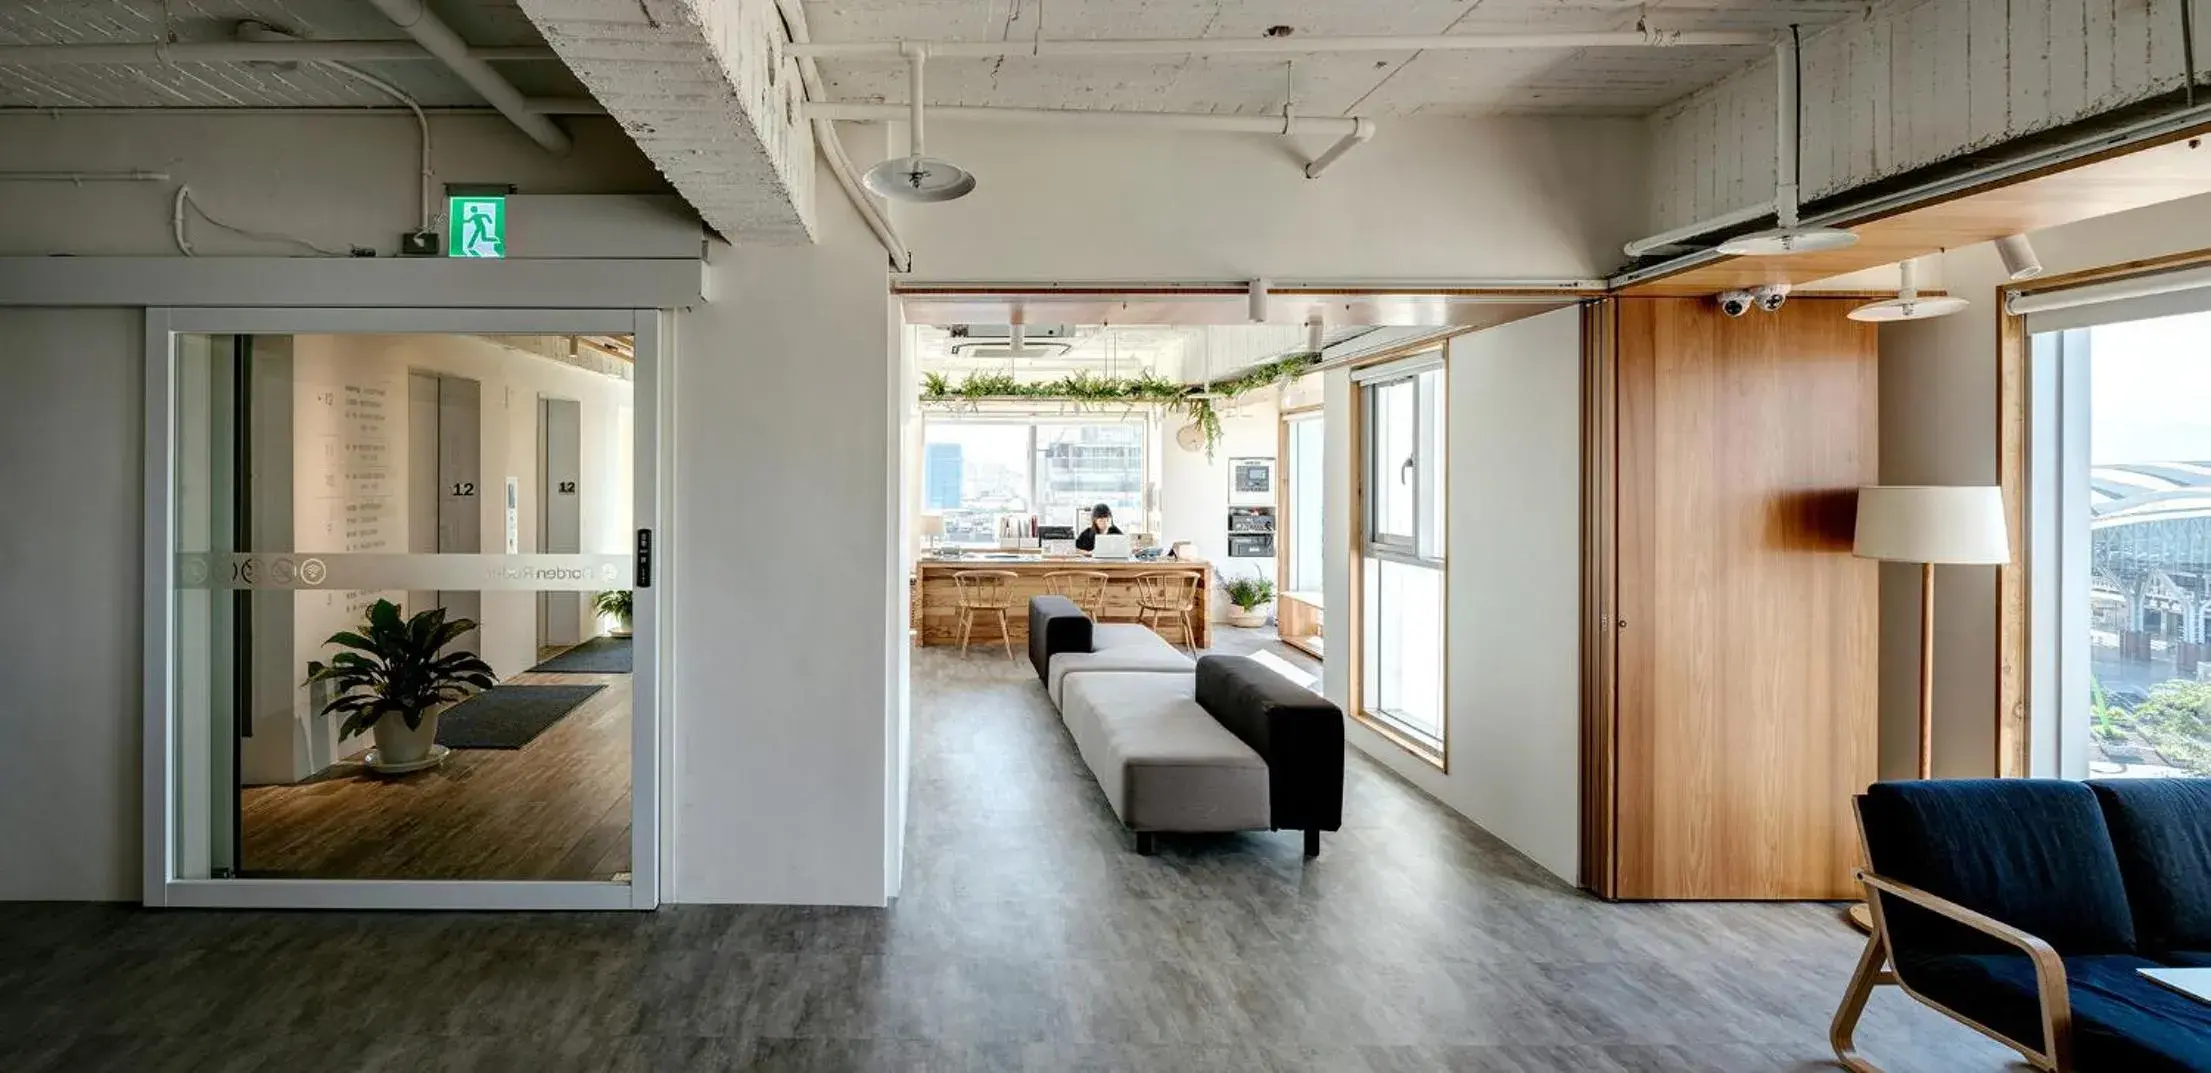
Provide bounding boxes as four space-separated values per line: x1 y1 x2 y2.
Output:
1220 573 1277 611
2091 677 2129 743
2121 678 2211 775
303 599 496 738
917 352 1322 453
594 589 633 630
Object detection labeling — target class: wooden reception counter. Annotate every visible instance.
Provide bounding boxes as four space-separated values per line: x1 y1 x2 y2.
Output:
913 556 1213 650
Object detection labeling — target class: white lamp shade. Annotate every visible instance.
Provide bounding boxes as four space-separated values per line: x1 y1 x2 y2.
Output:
1853 486 2010 564
919 514 947 538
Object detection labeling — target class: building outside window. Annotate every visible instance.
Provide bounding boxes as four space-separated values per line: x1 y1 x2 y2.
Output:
922 418 1147 545
2039 309 2211 778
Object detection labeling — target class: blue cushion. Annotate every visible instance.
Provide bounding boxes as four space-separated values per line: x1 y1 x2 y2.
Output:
1861 779 2136 956
2166 952 2211 969
1898 953 2211 1072
2091 780 2211 957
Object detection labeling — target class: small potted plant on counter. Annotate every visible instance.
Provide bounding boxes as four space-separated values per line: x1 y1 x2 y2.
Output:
595 589 634 638
305 599 496 775
1220 573 1277 629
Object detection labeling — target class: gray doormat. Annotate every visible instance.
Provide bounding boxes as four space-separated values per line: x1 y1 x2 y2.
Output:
436 684 606 750
528 636 632 674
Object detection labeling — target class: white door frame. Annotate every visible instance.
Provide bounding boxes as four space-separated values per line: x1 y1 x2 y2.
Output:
143 306 669 910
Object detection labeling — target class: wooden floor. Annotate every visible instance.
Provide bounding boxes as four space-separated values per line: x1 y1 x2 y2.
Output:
0 621 2022 1072
237 652 631 881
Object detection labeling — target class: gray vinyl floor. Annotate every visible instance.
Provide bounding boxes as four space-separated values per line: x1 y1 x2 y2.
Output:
0 627 2023 1072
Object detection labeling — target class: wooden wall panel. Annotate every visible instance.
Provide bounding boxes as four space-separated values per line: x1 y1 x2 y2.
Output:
1608 297 1879 900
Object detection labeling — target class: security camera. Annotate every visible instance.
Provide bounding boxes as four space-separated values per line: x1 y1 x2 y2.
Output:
1753 283 1791 312
1718 290 1754 318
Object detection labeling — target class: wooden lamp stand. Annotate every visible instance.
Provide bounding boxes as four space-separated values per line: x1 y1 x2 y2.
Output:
1847 488 2009 933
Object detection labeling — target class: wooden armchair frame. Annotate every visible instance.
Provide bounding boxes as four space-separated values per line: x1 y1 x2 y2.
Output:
1832 801 2075 1073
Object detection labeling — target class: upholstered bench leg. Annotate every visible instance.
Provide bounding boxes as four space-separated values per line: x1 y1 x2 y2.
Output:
1135 832 1157 856
1304 829 1321 858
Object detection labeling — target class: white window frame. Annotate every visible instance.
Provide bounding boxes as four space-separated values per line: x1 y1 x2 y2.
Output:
1353 353 1447 761
144 306 668 911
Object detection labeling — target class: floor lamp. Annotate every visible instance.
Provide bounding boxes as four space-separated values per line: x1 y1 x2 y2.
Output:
1846 485 2012 930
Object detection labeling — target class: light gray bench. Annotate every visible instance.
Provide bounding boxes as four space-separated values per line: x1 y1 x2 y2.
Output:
1058 670 1271 847
1045 622 1193 707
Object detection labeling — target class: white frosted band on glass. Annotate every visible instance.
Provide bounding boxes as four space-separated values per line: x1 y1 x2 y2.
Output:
177 553 630 591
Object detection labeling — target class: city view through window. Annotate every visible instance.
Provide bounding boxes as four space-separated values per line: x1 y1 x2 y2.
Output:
923 420 1146 545
2083 310 2211 777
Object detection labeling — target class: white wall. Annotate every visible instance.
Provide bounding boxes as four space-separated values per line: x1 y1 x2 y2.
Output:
0 309 145 900
1877 189 2211 778
1157 398 1278 614
669 145 902 905
1319 311 1584 884
889 117 1647 283
0 114 669 259
1647 0 2211 233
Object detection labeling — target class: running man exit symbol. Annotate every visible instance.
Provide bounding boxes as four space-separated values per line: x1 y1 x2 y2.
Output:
447 195 506 258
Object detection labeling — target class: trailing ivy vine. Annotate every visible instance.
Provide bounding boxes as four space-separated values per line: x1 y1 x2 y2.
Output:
918 352 1321 454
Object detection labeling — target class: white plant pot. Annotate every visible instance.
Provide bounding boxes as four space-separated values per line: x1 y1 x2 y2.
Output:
366 705 448 774
608 625 633 638
1228 608 1269 628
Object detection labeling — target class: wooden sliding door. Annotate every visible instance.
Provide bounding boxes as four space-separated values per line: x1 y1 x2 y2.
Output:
1592 297 1878 900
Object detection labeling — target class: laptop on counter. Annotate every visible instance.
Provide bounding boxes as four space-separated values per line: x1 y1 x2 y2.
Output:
1091 534 1133 560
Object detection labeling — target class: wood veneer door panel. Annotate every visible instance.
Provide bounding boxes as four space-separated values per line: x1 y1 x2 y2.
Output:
1611 298 1878 900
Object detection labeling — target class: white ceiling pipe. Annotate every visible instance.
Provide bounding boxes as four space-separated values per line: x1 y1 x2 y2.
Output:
771 0 912 271
360 0 569 154
1774 35 1801 228
1302 117 1374 178
0 42 554 64
0 170 170 181
791 30 1772 60
806 101 1365 136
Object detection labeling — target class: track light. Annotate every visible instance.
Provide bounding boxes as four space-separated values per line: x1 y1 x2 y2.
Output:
1996 234 2043 281
1847 258 1969 322
1248 279 1270 324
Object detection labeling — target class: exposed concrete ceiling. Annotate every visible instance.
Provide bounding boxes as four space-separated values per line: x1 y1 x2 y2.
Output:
0 0 588 108
803 0 1869 117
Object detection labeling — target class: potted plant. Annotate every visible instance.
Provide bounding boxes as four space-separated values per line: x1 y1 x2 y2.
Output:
595 589 634 638
1220 573 1276 629
305 599 496 775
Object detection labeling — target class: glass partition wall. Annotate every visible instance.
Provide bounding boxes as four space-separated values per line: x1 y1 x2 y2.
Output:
149 310 659 909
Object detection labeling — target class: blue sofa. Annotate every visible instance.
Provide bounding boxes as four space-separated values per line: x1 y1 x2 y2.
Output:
1832 778 2211 1072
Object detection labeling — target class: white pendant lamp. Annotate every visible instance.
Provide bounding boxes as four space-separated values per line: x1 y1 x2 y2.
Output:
1848 258 1969 322
1716 226 1859 256
862 44 977 203
1717 33 1858 258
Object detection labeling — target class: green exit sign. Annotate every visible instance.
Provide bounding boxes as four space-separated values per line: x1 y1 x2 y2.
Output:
447 195 506 258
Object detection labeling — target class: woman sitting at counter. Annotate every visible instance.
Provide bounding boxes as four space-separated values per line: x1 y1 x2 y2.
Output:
1075 503 1123 554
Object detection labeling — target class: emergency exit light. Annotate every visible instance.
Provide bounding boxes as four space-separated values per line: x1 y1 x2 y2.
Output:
447 195 506 258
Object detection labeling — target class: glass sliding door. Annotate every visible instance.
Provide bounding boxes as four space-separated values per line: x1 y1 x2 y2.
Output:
150 310 659 909
1355 357 1446 761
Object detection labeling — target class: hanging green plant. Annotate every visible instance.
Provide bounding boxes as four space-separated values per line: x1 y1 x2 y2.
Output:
917 352 1321 454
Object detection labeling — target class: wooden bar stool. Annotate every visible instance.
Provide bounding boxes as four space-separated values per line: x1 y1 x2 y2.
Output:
1134 572 1203 654
1044 570 1110 621
952 570 1019 660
